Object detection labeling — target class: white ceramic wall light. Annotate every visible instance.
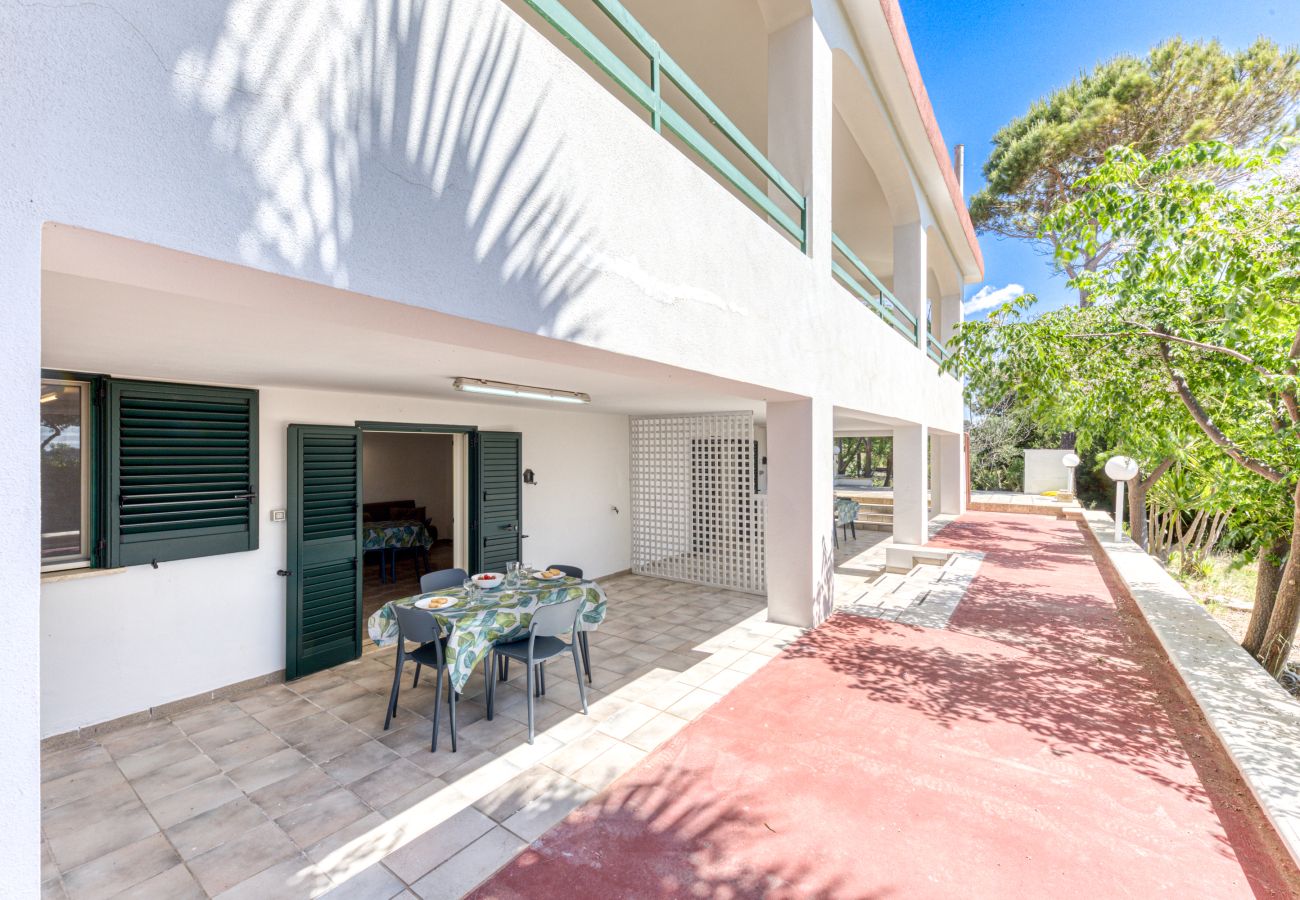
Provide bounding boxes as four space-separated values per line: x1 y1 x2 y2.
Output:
1104 455 1139 542
1061 452 1080 496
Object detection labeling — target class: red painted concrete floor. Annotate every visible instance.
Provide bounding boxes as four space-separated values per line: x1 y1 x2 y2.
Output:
472 512 1300 898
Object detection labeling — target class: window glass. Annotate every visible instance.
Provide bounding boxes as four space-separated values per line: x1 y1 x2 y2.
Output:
41 379 90 568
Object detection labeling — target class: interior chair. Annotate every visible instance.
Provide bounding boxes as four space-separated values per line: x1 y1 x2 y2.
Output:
487 597 589 743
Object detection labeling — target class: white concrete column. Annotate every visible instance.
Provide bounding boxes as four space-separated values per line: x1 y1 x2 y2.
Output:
765 397 835 628
892 423 929 544
935 291 963 344
0 214 42 896
928 434 943 520
892 221 928 349
767 15 833 264
935 432 966 515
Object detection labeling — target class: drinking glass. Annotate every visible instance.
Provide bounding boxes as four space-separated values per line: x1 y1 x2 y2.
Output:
462 577 479 601
506 561 521 586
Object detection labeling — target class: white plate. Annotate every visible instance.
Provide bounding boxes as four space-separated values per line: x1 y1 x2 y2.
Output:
415 596 454 610
534 570 566 581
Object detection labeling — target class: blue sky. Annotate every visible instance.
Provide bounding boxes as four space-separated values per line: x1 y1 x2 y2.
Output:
900 0 1300 320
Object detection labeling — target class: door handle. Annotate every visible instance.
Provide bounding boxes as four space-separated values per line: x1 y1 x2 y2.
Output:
503 523 516 531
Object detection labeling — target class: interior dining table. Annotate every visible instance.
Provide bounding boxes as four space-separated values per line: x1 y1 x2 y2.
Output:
366 571 607 693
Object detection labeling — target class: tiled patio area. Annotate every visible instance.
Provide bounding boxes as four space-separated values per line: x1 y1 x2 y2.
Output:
40 574 802 899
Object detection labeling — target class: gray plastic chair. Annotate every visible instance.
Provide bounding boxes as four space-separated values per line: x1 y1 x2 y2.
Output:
548 564 591 683
386 604 459 752
487 597 588 743
407 567 469 693
420 567 467 593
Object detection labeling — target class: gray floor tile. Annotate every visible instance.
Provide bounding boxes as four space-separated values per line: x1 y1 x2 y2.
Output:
382 806 495 884
60 833 178 900
44 783 160 871
229 747 314 794
41 761 126 812
166 796 270 860
113 863 206 899
144 774 244 829
348 757 433 810
276 787 372 849
171 702 246 737
301 812 385 866
41 744 112 784
309 681 373 712
190 716 269 755
322 740 400 785
115 737 203 781
211 853 331 900
234 685 300 717
99 721 184 759
319 863 405 900
188 821 301 896
248 766 339 819
252 697 319 730
131 753 222 803
410 827 527 900
207 731 291 772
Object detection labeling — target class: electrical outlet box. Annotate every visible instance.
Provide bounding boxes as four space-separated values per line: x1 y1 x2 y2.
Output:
270 508 286 522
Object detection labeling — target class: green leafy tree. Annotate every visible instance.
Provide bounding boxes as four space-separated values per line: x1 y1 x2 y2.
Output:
954 141 1300 676
962 298 1190 548
970 37 1300 305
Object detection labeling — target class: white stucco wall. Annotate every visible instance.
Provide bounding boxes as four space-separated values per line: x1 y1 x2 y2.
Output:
4 0 961 434
1023 449 1072 494
3 1 970 887
39 386 631 739
0 201 41 898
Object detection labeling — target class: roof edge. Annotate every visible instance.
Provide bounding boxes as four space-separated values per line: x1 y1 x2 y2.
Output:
874 0 983 278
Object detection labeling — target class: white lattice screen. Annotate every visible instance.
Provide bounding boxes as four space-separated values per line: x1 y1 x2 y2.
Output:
630 413 766 594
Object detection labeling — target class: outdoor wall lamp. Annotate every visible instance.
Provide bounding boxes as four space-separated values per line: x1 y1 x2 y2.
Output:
453 377 591 404
1062 452 1080 497
1104 455 1139 542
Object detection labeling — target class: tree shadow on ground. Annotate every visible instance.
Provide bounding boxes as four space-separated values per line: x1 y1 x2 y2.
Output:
468 755 890 900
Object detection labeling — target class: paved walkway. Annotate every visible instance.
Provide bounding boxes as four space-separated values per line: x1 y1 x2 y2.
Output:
474 512 1300 898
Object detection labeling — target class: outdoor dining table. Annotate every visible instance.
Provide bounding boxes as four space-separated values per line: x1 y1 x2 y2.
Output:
363 519 435 582
366 573 607 693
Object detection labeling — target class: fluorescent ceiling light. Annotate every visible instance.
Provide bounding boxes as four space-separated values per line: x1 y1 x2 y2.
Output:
453 377 590 405
39 391 59 404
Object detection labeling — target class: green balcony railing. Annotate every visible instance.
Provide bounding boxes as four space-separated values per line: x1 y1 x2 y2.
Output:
926 331 951 365
830 233 918 345
524 0 807 249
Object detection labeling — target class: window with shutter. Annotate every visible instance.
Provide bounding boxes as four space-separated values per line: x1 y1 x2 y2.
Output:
106 380 259 567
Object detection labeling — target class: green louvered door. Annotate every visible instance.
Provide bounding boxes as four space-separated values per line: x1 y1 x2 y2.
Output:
286 425 362 679
471 432 523 573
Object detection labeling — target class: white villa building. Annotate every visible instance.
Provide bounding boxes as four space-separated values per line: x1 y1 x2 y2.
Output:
2 0 981 891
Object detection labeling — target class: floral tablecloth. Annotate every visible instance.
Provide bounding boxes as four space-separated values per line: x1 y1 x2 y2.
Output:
367 574 606 692
363 520 434 552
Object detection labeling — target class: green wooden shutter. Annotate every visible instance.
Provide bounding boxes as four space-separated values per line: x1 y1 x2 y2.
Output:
107 380 258 567
471 431 522 573
285 425 362 679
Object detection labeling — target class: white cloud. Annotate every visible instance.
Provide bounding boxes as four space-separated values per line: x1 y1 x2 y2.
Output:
963 283 1025 316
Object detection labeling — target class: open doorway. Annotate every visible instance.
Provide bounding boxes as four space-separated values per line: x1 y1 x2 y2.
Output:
360 430 464 622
